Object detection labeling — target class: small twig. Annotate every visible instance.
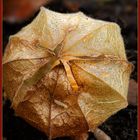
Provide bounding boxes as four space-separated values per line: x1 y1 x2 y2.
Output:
128 79 137 106
93 128 111 140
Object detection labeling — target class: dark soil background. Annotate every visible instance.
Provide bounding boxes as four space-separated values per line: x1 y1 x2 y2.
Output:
3 0 137 140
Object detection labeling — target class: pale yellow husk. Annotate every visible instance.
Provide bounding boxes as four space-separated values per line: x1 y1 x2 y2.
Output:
3 7 132 138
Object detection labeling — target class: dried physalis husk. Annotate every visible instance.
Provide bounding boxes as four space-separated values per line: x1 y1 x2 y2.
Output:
3 7 132 139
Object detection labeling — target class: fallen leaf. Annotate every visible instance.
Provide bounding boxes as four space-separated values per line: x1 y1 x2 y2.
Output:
3 0 51 23
3 7 132 139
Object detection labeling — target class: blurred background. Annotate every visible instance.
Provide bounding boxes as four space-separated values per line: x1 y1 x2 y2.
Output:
3 0 137 140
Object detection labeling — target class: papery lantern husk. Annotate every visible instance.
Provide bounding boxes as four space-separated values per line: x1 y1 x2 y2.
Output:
3 7 132 139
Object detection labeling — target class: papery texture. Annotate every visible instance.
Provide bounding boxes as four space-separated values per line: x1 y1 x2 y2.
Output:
3 7 132 138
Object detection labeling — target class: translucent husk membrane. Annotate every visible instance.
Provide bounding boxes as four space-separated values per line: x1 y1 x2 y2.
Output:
3 7 132 139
